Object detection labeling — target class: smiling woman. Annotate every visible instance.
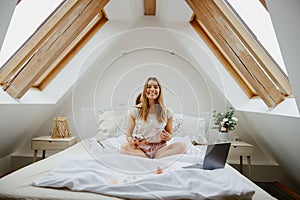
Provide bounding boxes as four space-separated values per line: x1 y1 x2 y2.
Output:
120 77 186 159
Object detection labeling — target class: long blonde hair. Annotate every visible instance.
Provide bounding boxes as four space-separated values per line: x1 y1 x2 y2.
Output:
138 77 166 123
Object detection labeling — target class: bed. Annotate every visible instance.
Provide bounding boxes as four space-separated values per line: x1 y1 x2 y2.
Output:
0 110 277 200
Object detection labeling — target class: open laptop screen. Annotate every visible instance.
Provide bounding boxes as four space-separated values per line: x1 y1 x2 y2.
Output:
203 142 231 170
183 142 231 170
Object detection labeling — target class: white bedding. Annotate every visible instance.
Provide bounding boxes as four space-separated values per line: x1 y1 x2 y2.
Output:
32 136 257 199
0 136 276 200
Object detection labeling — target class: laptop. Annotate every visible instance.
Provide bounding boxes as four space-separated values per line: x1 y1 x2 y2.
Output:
183 142 231 170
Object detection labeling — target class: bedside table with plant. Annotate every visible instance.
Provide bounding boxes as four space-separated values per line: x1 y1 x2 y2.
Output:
211 107 254 179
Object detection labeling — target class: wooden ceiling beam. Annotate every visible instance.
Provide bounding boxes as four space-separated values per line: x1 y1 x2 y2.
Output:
202 0 284 105
37 12 108 90
144 0 156 16
215 0 291 96
0 0 77 84
3 0 110 99
186 0 284 107
259 0 268 11
190 18 254 98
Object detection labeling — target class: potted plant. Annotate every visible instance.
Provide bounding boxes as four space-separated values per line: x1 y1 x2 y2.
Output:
212 107 238 142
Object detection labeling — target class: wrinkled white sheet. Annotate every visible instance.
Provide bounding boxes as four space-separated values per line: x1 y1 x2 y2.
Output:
33 137 255 200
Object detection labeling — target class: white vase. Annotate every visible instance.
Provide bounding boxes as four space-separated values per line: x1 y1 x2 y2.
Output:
218 132 229 142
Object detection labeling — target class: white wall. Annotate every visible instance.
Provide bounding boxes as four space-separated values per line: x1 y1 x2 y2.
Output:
0 104 58 174
267 0 300 111
54 24 220 141
242 112 300 188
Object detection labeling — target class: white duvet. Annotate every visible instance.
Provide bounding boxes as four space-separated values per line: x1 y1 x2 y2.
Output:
33 136 255 200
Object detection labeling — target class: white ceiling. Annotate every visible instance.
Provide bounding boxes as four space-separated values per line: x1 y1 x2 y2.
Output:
104 0 192 23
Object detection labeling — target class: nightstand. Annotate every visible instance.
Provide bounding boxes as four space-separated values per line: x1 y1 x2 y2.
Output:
228 141 254 179
31 135 77 162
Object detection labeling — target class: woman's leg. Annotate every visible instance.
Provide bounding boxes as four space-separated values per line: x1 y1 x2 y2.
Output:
155 142 186 159
120 143 147 158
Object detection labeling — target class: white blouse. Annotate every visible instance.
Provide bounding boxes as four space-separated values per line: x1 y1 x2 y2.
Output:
130 106 173 143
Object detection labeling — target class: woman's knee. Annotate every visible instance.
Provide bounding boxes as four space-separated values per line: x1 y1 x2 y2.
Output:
175 142 186 154
120 143 130 153
166 142 186 153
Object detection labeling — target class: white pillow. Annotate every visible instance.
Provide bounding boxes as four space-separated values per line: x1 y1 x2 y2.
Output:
173 113 207 144
95 110 128 140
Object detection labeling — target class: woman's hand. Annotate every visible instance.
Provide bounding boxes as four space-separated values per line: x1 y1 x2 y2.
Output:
161 130 172 141
131 137 148 148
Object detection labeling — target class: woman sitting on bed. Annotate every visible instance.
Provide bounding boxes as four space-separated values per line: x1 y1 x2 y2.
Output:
120 77 186 159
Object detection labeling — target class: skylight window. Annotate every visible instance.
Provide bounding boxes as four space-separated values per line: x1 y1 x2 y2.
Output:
226 0 288 75
0 0 64 68
0 0 109 99
187 0 292 108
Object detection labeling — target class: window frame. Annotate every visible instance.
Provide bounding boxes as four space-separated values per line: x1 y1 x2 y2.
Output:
0 0 109 99
186 0 292 108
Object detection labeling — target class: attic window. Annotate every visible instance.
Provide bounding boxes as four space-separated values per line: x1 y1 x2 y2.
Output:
0 0 64 69
186 0 292 108
226 0 287 75
0 0 109 99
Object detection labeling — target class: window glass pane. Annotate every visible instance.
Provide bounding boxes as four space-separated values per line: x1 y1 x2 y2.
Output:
0 0 64 68
226 0 288 75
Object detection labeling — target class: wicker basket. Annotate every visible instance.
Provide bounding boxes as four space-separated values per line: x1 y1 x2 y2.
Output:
51 117 71 138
